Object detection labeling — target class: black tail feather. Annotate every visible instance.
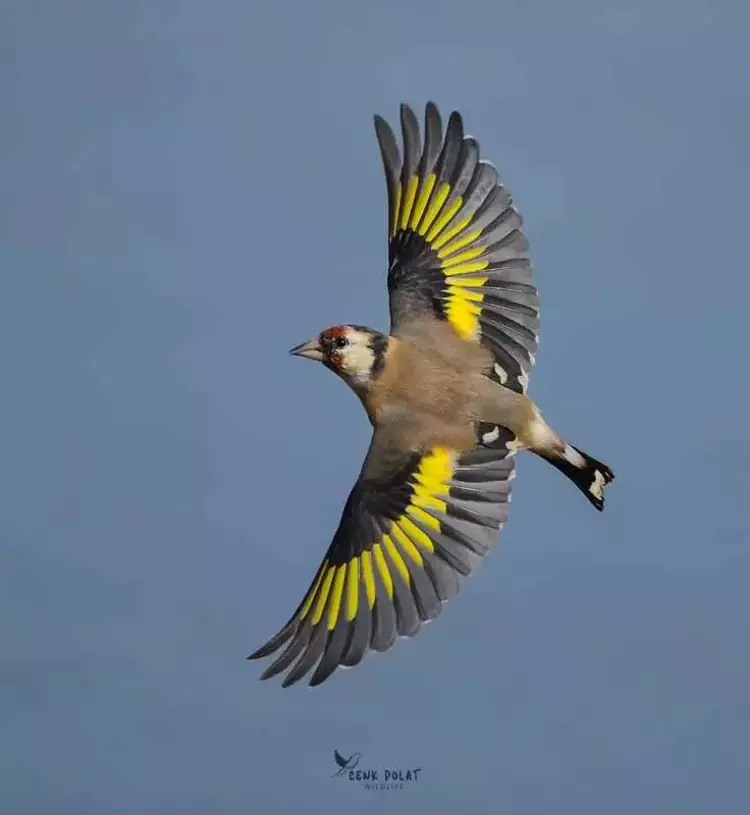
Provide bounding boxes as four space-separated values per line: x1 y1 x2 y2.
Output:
540 444 615 511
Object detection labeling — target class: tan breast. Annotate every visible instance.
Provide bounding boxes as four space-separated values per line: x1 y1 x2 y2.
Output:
365 319 491 451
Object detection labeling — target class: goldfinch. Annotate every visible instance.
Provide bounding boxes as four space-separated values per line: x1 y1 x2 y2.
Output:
248 102 614 687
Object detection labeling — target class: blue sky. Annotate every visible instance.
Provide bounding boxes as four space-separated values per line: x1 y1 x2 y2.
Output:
2 1 749 812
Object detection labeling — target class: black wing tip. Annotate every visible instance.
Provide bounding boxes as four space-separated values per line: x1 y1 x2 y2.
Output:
308 669 335 688
400 101 416 118
279 655 315 687
376 103 468 158
393 101 461 123
425 101 441 128
245 621 296 661
278 665 336 688
246 644 276 661
447 108 464 131
375 102 465 130
250 655 335 689
373 113 398 142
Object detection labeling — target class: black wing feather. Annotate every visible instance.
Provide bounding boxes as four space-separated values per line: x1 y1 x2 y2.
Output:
375 102 540 394
248 425 518 686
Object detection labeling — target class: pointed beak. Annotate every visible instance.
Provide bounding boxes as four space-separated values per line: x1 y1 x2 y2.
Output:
289 336 324 362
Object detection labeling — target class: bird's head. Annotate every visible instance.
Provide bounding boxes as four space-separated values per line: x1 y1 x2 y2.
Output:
290 325 388 392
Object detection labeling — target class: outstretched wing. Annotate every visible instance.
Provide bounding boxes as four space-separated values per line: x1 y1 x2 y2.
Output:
334 750 348 769
374 102 540 394
248 426 518 687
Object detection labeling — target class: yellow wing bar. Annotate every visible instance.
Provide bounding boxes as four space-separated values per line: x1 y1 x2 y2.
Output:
376 102 540 394
249 441 515 687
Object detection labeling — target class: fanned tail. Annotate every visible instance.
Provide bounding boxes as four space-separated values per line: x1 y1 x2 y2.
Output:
539 443 615 511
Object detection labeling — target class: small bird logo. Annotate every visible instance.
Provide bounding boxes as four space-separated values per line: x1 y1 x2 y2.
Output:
332 749 362 777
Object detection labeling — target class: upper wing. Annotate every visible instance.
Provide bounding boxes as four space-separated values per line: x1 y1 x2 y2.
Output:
248 426 517 687
374 102 540 394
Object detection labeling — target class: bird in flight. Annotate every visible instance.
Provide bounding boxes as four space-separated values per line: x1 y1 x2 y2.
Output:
248 102 614 688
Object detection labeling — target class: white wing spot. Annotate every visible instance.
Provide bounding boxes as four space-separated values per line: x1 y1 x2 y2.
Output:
589 470 606 501
482 425 500 444
517 373 529 391
505 438 524 455
493 363 508 384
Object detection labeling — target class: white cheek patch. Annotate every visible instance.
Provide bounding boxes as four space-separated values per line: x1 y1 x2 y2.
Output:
341 343 375 383
493 363 508 384
589 470 606 501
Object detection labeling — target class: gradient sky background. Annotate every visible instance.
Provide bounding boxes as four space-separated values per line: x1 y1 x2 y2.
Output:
3 1 749 812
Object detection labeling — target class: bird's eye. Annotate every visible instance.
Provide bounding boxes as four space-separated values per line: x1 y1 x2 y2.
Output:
334 336 348 349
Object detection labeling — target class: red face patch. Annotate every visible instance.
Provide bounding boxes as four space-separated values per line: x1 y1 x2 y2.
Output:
318 326 350 369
